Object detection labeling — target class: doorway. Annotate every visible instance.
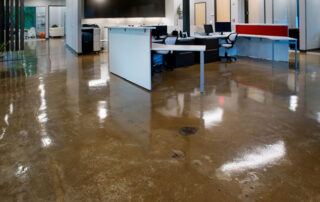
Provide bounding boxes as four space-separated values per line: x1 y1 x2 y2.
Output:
49 6 66 38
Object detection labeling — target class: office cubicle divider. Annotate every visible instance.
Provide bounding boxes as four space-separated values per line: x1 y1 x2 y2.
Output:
235 24 289 37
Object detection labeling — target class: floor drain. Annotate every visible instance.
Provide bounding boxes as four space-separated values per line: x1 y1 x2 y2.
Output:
179 127 198 136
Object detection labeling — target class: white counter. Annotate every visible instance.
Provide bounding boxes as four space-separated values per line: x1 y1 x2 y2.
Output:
107 26 154 90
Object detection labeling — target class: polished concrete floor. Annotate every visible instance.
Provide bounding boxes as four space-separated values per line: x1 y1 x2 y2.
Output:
1 39 320 201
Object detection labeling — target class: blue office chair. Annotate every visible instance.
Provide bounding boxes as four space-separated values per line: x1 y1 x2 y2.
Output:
153 36 178 72
220 33 238 62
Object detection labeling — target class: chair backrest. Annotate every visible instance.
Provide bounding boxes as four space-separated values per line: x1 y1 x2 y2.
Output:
227 33 238 44
164 36 177 45
171 30 179 37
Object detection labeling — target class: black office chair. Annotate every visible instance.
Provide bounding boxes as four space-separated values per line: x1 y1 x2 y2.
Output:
220 33 238 62
171 30 179 37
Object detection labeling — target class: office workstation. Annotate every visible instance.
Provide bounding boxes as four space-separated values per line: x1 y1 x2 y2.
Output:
106 20 297 93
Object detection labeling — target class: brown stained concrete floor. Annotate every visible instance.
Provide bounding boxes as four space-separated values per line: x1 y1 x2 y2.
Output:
0 39 320 201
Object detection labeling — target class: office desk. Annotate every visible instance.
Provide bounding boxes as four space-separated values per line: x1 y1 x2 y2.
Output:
237 34 298 71
152 43 207 92
192 35 228 63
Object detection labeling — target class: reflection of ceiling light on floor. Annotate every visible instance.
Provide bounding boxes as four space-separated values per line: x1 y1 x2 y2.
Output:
317 112 320 123
203 108 224 128
4 114 9 125
98 101 108 122
38 113 48 124
289 95 298 112
0 128 6 140
219 141 286 175
9 104 13 114
42 137 52 147
88 79 107 87
16 165 29 177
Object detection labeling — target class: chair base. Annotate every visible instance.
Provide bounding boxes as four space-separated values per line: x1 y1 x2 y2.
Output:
220 56 237 62
220 51 237 62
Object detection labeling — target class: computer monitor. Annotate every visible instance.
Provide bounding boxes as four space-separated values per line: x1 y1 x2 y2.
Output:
157 25 168 36
204 24 214 35
215 22 232 34
150 25 168 39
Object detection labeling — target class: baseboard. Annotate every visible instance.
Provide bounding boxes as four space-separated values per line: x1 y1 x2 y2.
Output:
65 44 82 55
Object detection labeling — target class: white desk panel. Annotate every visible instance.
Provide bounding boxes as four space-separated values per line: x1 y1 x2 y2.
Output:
108 27 152 90
152 43 206 52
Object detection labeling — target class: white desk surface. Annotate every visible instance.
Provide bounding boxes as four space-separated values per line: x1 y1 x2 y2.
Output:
193 34 228 39
105 26 155 30
238 34 297 41
152 37 195 43
152 43 206 52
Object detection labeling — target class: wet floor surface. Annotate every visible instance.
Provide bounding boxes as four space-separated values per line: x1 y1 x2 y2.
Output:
0 39 320 201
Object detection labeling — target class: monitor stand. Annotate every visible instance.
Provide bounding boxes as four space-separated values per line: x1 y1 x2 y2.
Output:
220 32 224 35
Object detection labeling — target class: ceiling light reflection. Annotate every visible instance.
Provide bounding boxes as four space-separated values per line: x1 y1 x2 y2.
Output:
89 79 107 87
9 104 13 114
4 114 9 126
0 128 6 140
16 165 29 176
42 137 53 147
98 101 108 122
203 108 224 128
89 65 110 88
317 112 320 123
219 141 286 175
289 95 298 112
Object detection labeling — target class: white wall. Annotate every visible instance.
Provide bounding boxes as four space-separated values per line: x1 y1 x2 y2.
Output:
49 7 66 28
306 0 320 50
299 0 307 50
248 0 264 23
82 0 179 41
265 0 273 24
66 0 82 53
273 0 297 28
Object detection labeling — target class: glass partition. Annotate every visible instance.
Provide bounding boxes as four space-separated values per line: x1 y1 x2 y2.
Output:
273 0 298 28
248 0 265 23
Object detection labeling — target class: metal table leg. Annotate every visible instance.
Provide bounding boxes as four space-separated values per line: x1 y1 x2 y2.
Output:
272 40 275 67
200 51 205 93
295 40 298 72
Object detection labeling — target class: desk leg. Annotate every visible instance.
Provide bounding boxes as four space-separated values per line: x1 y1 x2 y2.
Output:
200 51 205 93
272 41 275 67
295 41 298 72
